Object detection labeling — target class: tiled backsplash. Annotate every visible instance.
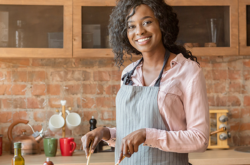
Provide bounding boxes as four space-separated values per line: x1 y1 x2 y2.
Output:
0 55 249 153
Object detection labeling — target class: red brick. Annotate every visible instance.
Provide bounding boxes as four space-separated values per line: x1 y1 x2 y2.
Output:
229 81 242 93
49 97 74 108
93 71 110 81
212 62 227 68
227 57 243 70
110 70 122 81
32 59 55 67
28 71 46 82
215 95 227 106
203 69 213 81
27 98 44 109
228 70 241 80
33 110 46 122
228 121 240 132
239 123 250 131
0 84 7 95
96 97 116 108
65 70 84 81
207 95 215 106
0 111 12 123
97 58 115 68
47 84 60 95
7 71 27 82
2 98 26 109
13 111 28 121
241 108 250 118
244 96 250 106
82 84 103 95
213 81 226 93
243 59 250 68
82 71 91 81
77 97 95 109
50 71 64 82
32 84 46 96
7 84 27 95
100 110 116 121
0 59 30 68
230 108 240 119
199 61 212 68
105 84 120 95
228 95 241 106
64 84 81 95
243 70 250 80
75 58 97 68
212 70 227 80
206 83 213 94
82 111 98 121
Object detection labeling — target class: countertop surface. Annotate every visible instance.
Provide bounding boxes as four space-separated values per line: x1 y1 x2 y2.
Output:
1 148 250 165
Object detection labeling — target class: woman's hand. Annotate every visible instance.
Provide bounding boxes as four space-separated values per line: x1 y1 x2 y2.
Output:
118 128 146 162
81 127 111 158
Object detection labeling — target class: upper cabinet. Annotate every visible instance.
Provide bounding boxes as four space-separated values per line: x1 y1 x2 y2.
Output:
0 0 72 58
239 0 250 55
167 0 238 56
0 0 243 58
73 0 115 58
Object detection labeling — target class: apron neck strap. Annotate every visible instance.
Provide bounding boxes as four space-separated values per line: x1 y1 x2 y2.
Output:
154 50 170 87
122 50 170 86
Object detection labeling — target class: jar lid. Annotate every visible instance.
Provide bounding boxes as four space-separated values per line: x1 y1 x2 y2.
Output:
14 142 22 149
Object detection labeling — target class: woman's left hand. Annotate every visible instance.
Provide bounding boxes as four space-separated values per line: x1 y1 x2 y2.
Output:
118 128 146 162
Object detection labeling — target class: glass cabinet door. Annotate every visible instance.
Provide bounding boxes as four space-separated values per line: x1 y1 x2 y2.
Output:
0 0 72 58
166 0 238 56
73 0 238 57
239 0 250 55
73 0 116 58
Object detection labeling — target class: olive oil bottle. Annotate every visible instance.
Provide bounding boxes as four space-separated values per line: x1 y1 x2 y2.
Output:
12 142 25 165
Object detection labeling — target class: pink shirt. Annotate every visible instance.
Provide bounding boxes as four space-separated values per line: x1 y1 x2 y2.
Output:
106 53 209 153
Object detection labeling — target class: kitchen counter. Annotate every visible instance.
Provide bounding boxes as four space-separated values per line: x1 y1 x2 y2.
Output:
1 148 250 165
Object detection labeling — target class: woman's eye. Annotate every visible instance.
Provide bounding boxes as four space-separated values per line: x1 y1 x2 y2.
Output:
143 21 152 26
128 25 135 29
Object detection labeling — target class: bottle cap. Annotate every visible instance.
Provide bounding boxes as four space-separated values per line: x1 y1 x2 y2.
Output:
14 142 22 149
46 157 50 162
92 116 94 119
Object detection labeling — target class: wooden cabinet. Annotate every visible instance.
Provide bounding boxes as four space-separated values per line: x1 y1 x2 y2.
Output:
239 0 250 55
73 0 115 58
167 0 238 56
0 0 245 58
0 0 72 58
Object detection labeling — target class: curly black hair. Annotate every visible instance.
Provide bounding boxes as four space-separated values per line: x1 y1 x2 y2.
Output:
108 0 199 68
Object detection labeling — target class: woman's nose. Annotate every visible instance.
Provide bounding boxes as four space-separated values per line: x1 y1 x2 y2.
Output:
136 25 146 36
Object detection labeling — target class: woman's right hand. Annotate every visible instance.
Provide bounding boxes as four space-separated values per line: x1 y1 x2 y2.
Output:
81 127 111 158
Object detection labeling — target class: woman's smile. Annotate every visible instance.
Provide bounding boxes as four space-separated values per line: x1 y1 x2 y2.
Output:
136 36 152 45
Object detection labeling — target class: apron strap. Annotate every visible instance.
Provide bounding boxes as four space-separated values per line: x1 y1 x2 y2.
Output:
122 50 170 86
122 57 143 85
154 51 170 87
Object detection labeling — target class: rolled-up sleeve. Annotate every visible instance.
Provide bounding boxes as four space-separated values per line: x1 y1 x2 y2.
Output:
144 69 209 153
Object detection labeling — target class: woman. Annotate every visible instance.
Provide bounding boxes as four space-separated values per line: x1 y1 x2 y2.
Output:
81 0 209 164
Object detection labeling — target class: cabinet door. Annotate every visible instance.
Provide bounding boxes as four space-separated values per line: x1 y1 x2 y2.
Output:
73 0 238 57
239 0 250 55
167 0 238 56
73 0 115 57
0 0 72 58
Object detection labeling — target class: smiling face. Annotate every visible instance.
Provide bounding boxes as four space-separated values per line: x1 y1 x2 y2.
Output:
126 4 164 54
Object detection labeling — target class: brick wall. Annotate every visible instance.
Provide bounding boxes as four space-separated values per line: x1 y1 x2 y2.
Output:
0 55 249 153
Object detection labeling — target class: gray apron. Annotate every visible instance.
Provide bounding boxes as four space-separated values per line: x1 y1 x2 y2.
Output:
115 51 189 165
